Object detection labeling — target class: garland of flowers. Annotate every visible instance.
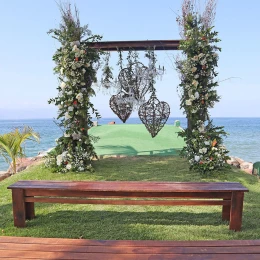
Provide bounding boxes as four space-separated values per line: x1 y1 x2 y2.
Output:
176 9 230 173
46 4 102 172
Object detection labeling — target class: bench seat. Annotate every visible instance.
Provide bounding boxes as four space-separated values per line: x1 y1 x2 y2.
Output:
7 181 248 230
0 236 260 259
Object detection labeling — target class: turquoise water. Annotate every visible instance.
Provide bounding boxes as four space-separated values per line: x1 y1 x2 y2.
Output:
0 118 259 171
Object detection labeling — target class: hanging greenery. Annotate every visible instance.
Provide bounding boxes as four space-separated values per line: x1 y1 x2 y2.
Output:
46 4 102 172
176 0 229 173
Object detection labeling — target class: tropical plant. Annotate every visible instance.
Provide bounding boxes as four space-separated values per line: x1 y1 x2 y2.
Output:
0 127 40 174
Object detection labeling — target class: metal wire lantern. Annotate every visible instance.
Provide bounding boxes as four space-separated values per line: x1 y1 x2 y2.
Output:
109 92 133 123
118 62 151 102
138 93 170 137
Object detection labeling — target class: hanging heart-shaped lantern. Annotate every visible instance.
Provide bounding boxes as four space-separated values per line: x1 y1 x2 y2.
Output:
138 94 170 137
118 62 151 102
109 92 133 123
132 63 151 101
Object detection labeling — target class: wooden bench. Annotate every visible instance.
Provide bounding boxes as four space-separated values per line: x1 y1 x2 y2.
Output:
7 181 248 231
1 236 260 259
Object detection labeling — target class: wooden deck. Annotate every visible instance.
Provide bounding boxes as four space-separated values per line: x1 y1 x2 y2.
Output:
1 236 260 259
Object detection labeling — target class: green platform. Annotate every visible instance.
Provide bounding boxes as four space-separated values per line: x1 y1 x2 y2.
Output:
88 124 185 157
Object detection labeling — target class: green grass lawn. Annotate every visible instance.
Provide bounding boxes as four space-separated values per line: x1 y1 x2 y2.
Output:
0 156 259 241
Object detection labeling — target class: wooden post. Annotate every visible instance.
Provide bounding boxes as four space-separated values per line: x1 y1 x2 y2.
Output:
222 198 230 221
11 189 26 228
229 191 244 231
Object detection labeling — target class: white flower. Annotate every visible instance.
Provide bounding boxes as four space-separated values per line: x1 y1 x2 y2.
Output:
191 67 197 73
68 106 74 112
70 71 75 76
192 80 199 87
60 82 66 90
199 149 203 154
198 53 204 59
58 104 63 109
67 91 72 95
64 132 70 137
191 109 197 113
192 56 198 61
76 93 83 101
56 155 63 166
81 82 85 86
202 147 207 154
213 52 218 57
209 101 214 108
201 59 207 65
85 63 90 67
194 155 200 162
82 68 86 74
65 112 71 119
78 167 84 171
60 68 64 75
194 92 199 99
186 100 192 106
204 141 210 146
62 151 68 157
194 74 199 79
80 50 85 55
72 132 81 140
72 45 79 52
75 52 80 58
198 124 205 133
190 95 195 101
188 89 193 97
81 88 87 93
219 145 226 150
66 164 72 170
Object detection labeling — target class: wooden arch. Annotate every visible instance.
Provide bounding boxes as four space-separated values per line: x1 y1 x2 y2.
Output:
89 40 180 51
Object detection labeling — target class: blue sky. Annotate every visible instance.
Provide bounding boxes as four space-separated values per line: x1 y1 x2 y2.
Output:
0 0 259 119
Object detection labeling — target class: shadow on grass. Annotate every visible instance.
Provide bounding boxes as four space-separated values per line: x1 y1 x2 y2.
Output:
96 145 182 156
22 209 227 239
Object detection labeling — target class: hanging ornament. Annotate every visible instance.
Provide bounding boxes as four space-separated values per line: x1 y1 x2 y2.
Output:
118 62 151 101
109 92 133 123
138 93 170 138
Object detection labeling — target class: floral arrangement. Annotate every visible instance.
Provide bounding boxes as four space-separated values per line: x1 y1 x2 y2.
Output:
176 1 230 173
46 4 102 172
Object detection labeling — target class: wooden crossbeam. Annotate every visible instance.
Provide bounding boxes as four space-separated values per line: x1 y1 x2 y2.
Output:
88 40 181 51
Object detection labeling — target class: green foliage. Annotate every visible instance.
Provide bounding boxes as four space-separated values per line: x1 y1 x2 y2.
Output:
176 9 229 173
0 127 40 173
47 4 102 173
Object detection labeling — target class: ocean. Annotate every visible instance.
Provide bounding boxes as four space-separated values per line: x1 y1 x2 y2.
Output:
0 117 259 171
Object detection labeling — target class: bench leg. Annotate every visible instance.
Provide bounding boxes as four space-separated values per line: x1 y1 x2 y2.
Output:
229 191 244 231
222 199 230 221
25 202 35 220
12 189 26 228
